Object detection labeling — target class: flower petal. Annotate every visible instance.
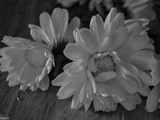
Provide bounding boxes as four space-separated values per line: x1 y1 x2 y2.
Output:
29 24 53 47
101 25 128 52
121 93 142 111
87 70 97 94
97 78 126 100
95 71 117 82
52 8 69 39
117 33 150 56
52 72 71 86
104 8 117 28
39 12 56 46
74 28 98 54
57 70 86 99
146 83 160 112
121 50 154 70
84 97 92 111
90 14 104 44
2 36 33 48
63 17 80 43
64 43 90 61
36 74 49 91
112 13 124 28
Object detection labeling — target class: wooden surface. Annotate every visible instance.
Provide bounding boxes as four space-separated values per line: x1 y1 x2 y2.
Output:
0 0 160 120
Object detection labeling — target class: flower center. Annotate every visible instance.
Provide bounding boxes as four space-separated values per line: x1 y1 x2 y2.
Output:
25 48 47 67
92 52 116 77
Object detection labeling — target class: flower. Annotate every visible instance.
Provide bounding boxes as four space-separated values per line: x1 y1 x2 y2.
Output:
0 36 54 91
52 8 159 112
0 8 80 91
57 0 86 7
122 0 156 21
29 8 80 44
89 0 113 15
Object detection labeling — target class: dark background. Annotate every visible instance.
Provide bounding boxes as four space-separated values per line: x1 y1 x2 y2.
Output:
0 0 160 120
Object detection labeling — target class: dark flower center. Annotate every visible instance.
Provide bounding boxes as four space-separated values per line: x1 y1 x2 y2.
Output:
92 52 116 77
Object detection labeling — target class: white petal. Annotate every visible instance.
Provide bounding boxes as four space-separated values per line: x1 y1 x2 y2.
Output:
52 8 69 39
90 14 104 44
39 12 56 46
74 28 98 54
117 34 150 56
57 70 86 99
87 70 97 93
95 71 117 82
52 72 71 86
146 83 160 112
112 13 124 28
104 8 117 28
29 24 53 47
84 97 92 111
63 17 80 43
121 50 154 70
64 43 90 61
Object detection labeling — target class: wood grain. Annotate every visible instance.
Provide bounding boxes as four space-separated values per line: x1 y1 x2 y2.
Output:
0 0 160 120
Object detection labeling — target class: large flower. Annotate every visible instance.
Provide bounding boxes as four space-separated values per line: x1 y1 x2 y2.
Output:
0 8 80 91
52 8 160 112
123 0 156 21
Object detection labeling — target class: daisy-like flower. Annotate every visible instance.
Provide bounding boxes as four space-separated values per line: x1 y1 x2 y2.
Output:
122 0 156 21
0 8 80 91
89 0 113 15
0 36 54 91
52 8 159 112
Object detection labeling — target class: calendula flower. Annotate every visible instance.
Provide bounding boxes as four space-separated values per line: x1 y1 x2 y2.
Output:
123 0 156 21
57 0 86 7
0 36 54 91
52 8 159 112
0 8 80 91
89 0 113 15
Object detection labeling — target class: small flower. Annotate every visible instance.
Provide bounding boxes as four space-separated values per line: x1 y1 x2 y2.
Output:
52 8 159 112
29 8 80 44
57 0 86 7
122 0 156 21
0 36 54 91
89 0 113 15
0 8 80 91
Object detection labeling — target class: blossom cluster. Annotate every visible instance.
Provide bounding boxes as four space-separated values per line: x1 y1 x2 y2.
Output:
0 6 160 113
